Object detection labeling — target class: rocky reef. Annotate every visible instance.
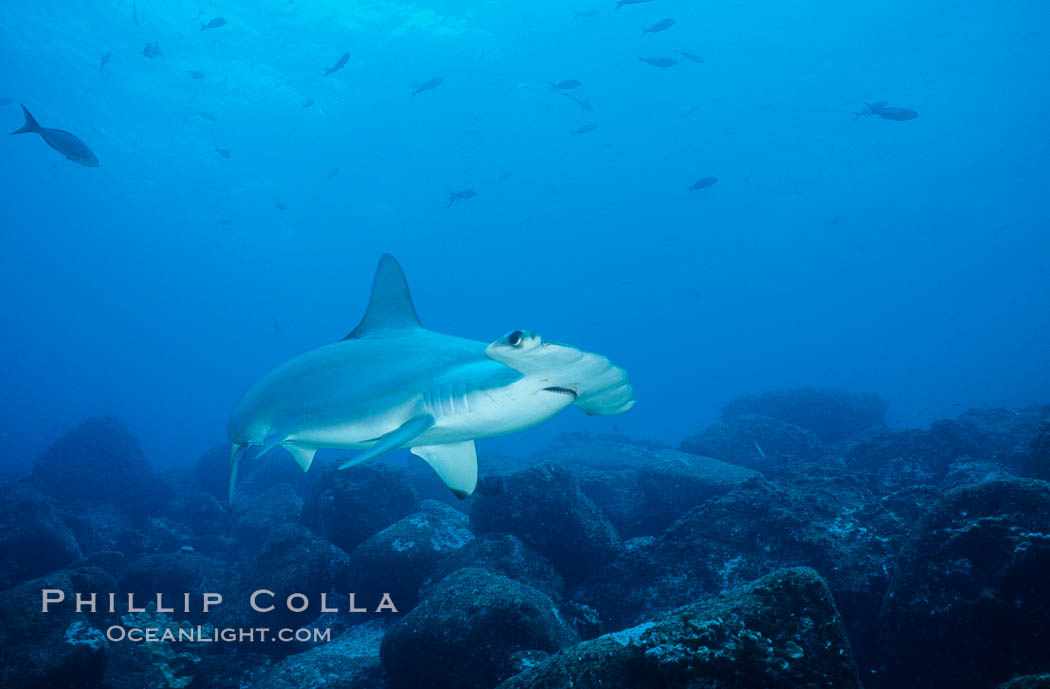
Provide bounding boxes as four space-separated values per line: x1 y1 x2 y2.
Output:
1 394 1048 689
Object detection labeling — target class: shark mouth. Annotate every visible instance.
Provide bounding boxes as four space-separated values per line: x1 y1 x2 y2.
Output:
543 386 578 400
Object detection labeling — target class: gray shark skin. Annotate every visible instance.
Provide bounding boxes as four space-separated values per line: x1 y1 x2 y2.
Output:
227 254 634 504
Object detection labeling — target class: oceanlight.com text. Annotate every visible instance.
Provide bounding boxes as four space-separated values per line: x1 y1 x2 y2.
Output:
105 625 333 644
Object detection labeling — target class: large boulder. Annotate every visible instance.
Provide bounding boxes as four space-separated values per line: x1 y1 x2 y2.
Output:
33 417 169 517
1029 420 1050 480
497 567 861 689
679 414 825 474
303 464 420 554
381 568 579 689
723 387 887 442
471 461 620 583
231 483 303 552
0 568 113 689
348 500 473 611
880 478 1050 689
120 551 236 624
429 533 565 601
956 405 1050 471
842 419 978 490
0 482 82 588
250 620 386 689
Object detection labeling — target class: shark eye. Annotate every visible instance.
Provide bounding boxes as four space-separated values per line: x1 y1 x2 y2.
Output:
508 330 524 347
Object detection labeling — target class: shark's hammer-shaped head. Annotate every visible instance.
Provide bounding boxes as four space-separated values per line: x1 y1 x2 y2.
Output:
485 329 635 416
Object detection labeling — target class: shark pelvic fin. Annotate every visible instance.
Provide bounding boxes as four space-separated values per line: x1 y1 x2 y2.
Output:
256 427 288 459
284 444 317 472
338 413 435 470
411 440 478 499
344 254 423 340
227 444 247 507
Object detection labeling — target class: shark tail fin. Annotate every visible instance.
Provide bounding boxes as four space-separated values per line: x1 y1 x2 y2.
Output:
343 254 423 339
10 105 41 135
227 444 247 507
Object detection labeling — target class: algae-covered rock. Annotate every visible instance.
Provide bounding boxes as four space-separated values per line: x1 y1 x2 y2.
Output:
679 414 825 474
381 567 579 689
428 532 565 601
0 482 82 588
250 620 387 689
498 567 860 689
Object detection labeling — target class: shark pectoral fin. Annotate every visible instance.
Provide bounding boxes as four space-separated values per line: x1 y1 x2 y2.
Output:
284 444 317 472
411 440 478 499
338 414 435 470
227 444 247 507
256 427 288 459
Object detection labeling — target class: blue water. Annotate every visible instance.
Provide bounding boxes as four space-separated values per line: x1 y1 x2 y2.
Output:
1 0 1048 470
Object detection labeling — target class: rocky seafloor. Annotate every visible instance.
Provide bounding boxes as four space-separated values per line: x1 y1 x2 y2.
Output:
2 388 1049 689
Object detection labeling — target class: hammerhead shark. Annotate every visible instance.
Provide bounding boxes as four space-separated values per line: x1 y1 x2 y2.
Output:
227 254 634 503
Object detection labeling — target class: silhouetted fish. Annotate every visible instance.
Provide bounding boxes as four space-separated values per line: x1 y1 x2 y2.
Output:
196 111 216 121
675 49 705 64
562 93 593 111
325 53 349 76
496 172 513 182
201 17 227 30
188 70 205 79
143 42 163 58
9 105 99 167
412 76 445 96
0 98 14 106
550 79 581 91
100 52 111 76
639 56 677 67
615 0 650 8
275 201 287 211
689 176 718 191
856 101 918 121
300 98 315 110
570 123 598 134
218 218 232 226
215 146 231 158
642 18 675 34
447 189 477 209
328 167 341 180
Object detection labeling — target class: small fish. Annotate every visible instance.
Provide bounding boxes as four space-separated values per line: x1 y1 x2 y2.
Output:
327 167 341 180
325 52 349 76
142 42 163 59
638 56 678 68
641 18 676 34
273 319 280 334
447 189 477 209
574 9 599 18
300 98 315 110
689 176 718 191
196 111 216 121
562 93 593 111
754 441 767 460
100 52 111 76
201 17 227 30
217 218 232 226
615 0 651 8
412 76 445 96
570 123 598 135
275 201 287 211
9 105 99 167
674 49 705 64
855 101 919 121
550 79 581 91
681 104 700 118
187 70 205 79
496 172 513 182
0 98 14 106
824 214 848 225
215 146 231 158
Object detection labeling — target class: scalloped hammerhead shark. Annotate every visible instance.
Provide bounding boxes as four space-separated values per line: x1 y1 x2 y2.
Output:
227 254 634 504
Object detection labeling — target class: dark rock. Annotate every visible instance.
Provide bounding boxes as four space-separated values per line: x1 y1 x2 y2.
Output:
231 483 303 552
880 478 1050 689
572 466 641 537
471 461 620 583
0 569 112 689
381 568 579 689
723 387 888 442
1028 420 1050 480
249 620 386 689
348 500 473 611
635 449 761 535
529 432 671 470
498 567 861 689
842 422 977 490
239 450 323 502
61 505 144 557
956 405 1050 471
121 551 236 624
188 652 273 689
194 445 230 503
164 491 228 538
1000 676 1050 689
942 458 1015 490
679 414 825 474
33 416 170 517
428 532 565 601
0 482 82 588
303 464 419 554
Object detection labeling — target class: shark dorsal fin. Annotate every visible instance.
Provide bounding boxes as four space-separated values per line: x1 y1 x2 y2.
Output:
344 254 422 339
